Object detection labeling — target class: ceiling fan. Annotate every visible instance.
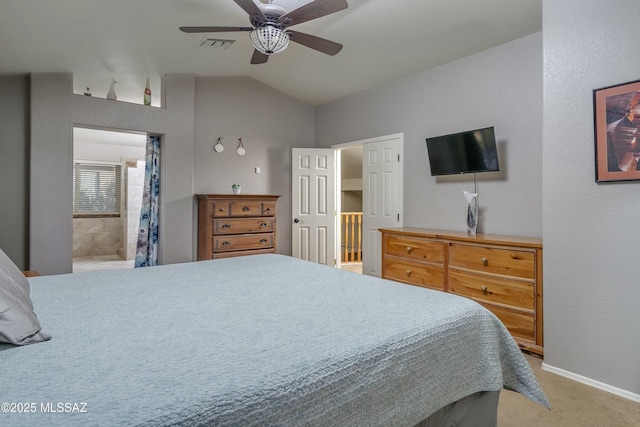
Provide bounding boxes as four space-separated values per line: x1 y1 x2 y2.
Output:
180 0 348 64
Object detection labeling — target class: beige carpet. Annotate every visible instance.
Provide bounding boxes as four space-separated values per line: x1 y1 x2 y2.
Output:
498 355 640 426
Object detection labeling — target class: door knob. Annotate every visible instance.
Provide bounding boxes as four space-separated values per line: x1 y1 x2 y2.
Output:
293 218 304 223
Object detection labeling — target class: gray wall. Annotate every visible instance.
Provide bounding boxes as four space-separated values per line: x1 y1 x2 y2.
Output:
0 76 30 269
193 77 315 255
543 0 640 395
3 73 312 273
29 73 195 275
316 33 543 238
30 74 74 275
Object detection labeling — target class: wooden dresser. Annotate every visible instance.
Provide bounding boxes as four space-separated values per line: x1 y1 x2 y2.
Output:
196 194 280 260
380 227 543 356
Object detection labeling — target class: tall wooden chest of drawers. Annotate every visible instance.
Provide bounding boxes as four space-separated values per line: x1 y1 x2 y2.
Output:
196 194 280 260
381 227 543 356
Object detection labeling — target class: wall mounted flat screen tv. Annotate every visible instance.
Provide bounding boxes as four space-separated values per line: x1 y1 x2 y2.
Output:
426 126 499 176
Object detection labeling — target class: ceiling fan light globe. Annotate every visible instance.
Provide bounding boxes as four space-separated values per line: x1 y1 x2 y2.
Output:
250 26 289 55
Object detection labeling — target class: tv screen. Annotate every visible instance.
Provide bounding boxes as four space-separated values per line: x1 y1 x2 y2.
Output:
425 127 499 176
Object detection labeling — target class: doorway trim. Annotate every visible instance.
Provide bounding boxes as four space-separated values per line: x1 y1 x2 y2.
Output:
333 133 404 276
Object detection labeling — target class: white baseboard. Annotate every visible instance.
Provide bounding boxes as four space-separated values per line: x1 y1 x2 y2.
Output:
541 362 640 403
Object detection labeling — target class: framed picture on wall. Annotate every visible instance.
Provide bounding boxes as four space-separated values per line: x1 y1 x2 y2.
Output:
594 79 640 182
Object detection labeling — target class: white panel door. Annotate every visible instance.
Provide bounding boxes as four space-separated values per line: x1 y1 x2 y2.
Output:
362 136 403 276
291 148 337 266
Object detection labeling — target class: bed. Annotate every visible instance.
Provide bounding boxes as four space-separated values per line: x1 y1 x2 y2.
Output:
0 252 549 426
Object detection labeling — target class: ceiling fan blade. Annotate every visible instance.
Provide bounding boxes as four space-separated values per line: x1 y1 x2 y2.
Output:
250 49 269 65
279 0 348 26
287 30 343 56
180 26 252 33
234 0 266 21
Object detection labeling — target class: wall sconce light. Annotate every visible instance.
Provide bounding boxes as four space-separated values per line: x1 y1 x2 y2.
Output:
236 138 245 156
213 137 224 153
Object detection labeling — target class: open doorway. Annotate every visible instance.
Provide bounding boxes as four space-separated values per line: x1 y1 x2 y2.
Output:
291 134 403 276
339 146 363 274
72 127 146 272
335 133 404 277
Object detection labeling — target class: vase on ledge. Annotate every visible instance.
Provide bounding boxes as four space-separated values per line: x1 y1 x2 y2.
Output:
232 185 241 195
107 79 119 100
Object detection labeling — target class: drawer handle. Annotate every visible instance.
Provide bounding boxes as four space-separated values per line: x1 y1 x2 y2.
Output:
260 222 267 227
218 208 225 212
242 206 250 212
480 285 488 293
406 246 413 253
265 207 271 211
260 238 268 243
480 257 488 265
221 224 231 229
221 241 230 246
405 269 412 276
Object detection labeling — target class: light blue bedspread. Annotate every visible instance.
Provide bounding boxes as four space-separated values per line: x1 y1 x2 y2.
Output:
0 254 548 426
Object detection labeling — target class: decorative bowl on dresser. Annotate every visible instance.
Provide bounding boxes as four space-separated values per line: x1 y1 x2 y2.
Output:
380 227 543 356
196 194 280 260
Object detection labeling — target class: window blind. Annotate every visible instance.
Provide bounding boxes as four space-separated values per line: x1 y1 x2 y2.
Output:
73 163 121 214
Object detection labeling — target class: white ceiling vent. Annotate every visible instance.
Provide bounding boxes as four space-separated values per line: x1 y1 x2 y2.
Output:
198 38 235 49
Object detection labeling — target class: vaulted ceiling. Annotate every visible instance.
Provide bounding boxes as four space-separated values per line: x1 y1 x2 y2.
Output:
0 0 542 106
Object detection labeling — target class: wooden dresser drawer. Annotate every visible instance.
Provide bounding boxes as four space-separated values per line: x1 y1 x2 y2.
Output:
479 303 535 343
213 233 274 252
448 269 534 310
262 201 277 216
449 243 535 279
212 201 231 217
229 201 262 217
384 235 444 264
213 218 274 234
383 259 444 290
212 248 274 259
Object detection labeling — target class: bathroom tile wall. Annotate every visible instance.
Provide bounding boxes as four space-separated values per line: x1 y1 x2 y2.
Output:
73 217 122 257
125 160 145 260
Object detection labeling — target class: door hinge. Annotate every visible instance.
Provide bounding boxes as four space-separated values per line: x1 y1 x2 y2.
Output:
397 213 400 222
397 153 400 162
334 258 337 266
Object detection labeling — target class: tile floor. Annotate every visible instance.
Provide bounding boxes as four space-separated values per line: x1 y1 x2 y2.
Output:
72 255 134 273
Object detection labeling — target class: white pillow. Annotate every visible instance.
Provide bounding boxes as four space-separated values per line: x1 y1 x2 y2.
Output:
0 248 50 345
